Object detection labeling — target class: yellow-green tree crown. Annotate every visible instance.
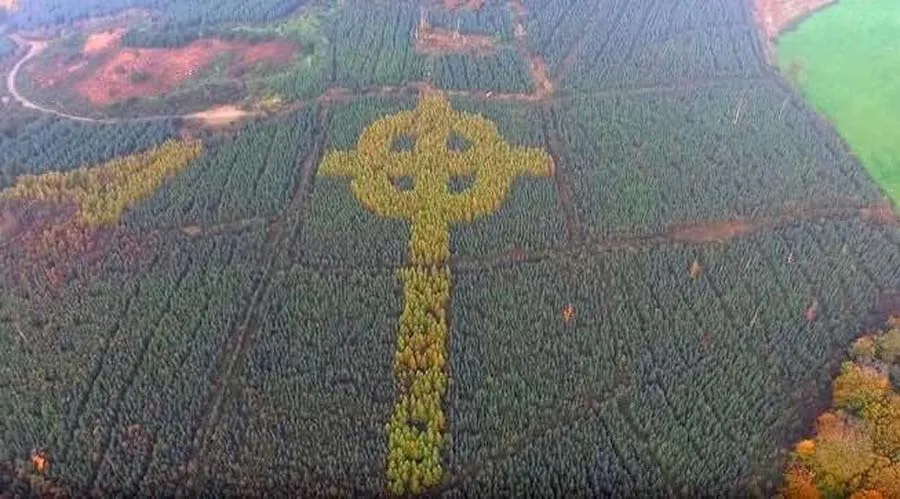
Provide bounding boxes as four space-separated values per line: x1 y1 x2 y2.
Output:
1 140 201 227
319 92 552 265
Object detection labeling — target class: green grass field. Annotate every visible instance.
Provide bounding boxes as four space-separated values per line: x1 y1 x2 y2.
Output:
777 0 900 203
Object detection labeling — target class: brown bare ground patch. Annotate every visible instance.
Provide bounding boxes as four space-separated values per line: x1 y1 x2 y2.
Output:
180 226 204 237
442 0 485 11
669 220 754 243
415 25 496 56
755 0 836 40
861 201 898 226
83 29 125 55
188 105 258 127
530 55 554 97
74 38 297 106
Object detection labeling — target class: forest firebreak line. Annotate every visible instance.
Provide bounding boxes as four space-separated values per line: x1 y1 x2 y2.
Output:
181 105 332 490
449 201 896 272
434 382 632 496
260 200 894 277
551 0 628 85
541 104 584 245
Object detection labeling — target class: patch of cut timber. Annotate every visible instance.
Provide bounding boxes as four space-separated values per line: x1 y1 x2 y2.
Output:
415 7 495 56
415 25 495 56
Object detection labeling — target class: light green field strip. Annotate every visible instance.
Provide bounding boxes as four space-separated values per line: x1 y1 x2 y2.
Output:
777 0 900 203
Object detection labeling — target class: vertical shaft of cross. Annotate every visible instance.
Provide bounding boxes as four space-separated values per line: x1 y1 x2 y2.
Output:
408 217 451 266
386 265 451 495
317 92 553 495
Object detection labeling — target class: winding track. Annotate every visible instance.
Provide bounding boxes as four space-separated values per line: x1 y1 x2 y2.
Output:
5 34 251 124
6 30 776 126
4 33 555 125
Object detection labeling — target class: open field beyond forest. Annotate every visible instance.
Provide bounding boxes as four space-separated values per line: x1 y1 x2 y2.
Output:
777 0 900 203
0 0 898 497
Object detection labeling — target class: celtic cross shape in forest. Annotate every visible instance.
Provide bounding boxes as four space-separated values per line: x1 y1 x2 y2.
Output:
318 91 553 494
319 92 552 265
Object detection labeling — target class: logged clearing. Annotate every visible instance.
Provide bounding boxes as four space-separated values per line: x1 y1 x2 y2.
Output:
74 38 296 105
756 0 835 39
0 0 17 11
82 29 124 55
415 26 495 55
415 14 495 56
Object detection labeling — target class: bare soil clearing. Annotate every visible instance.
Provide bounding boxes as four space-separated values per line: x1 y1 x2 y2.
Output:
83 29 125 55
188 105 259 127
861 201 899 226
669 220 753 243
73 38 296 105
415 19 496 56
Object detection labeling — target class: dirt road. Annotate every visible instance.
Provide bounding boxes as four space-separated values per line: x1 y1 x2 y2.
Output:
5 35 258 125
6 35 109 122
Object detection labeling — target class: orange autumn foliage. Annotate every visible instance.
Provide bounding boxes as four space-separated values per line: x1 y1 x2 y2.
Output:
562 304 575 323
689 259 702 279
782 322 900 498
833 362 890 411
783 465 821 499
851 336 877 360
30 452 47 473
809 413 878 488
862 393 900 457
865 463 900 497
795 439 816 457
